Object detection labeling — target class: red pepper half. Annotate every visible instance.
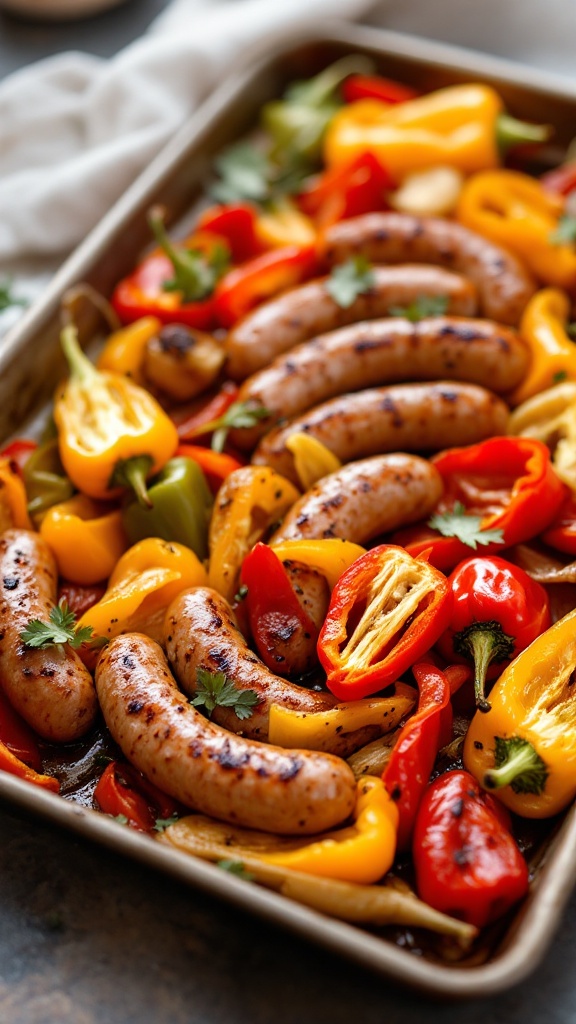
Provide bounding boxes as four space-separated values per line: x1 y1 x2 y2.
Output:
239 542 320 677
541 492 576 555
196 203 264 263
342 74 418 105
394 437 566 571
298 151 393 229
412 769 529 929
214 244 318 328
436 555 550 712
317 544 452 700
94 761 179 833
0 741 60 793
382 662 452 851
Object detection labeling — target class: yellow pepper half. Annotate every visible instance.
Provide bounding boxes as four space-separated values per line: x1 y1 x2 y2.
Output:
39 495 128 585
270 537 366 591
54 326 178 505
285 432 342 491
77 537 206 643
0 457 32 532
324 85 504 178
268 683 415 752
463 607 576 818
457 171 576 289
508 380 576 492
208 466 299 601
255 198 317 249
508 288 576 406
97 316 162 385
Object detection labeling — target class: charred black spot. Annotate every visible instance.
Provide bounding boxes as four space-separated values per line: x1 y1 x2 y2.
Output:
390 785 401 802
296 515 310 527
207 648 232 673
158 324 196 355
284 360 297 376
453 846 473 866
145 707 156 723
40 667 55 678
381 395 403 427
451 798 465 818
127 699 145 714
438 389 458 403
438 324 484 342
3 577 18 590
214 740 250 770
256 765 270 778
354 337 388 354
278 757 303 781
122 655 135 670
474 740 484 749
320 494 344 512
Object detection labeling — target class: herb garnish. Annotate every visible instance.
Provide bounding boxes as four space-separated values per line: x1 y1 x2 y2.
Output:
550 214 576 246
148 207 230 303
187 399 270 453
0 278 28 312
326 256 376 309
154 815 180 833
216 859 255 881
20 599 100 651
211 142 310 207
427 501 505 550
191 668 259 721
389 294 449 322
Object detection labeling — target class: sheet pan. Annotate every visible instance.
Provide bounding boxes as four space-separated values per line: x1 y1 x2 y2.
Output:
2 22 576 998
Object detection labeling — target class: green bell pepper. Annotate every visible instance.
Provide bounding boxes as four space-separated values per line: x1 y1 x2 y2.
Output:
23 438 75 521
121 456 213 560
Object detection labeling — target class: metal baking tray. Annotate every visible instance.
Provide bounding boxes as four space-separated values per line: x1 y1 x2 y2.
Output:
2 22 576 999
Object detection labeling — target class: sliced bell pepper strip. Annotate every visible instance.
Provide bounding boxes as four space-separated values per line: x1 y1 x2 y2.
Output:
298 150 393 228
382 661 452 851
94 760 179 833
0 688 42 770
0 455 33 532
196 203 264 263
0 741 60 793
121 456 213 560
412 769 529 929
23 437 74 521
176 382 239 442
255 199 317 249
318 544 452 701
508 288 576 406
40 495 128 586
436 556 551 712
175 444 244 494
342 74 418 105
213 244 318 328
541 493 576 554
96 316 162 385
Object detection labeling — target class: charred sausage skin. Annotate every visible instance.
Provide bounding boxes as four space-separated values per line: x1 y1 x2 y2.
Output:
95 633 356 835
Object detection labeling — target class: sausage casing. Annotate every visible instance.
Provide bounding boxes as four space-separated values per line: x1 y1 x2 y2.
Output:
0 529 97 742
95 633 356 835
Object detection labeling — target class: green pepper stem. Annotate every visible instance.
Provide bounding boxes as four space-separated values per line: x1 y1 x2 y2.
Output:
484 736 548 795
110 455 154 509
60 325 99 386
452 620 515 713
148 207 214 303
296 55 374 108
496 113 552 153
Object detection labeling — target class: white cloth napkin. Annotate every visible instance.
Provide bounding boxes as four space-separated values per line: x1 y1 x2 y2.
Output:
0 0 374 334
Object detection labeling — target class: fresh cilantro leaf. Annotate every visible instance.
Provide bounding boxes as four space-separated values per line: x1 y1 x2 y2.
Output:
148 207 230 303
326 257 376 309
550 214 576 245
154 814 180 832
211 143 272 204
187 399 269 452
113 814 129 826
191 668 259 721
234 583 249 603
427 501 505 550
0 279 28 312
389 294 449 322
216 859 255 881
553 370 568 384
20 599 99 650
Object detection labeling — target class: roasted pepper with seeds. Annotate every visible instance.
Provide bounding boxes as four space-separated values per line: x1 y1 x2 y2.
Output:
324 84 550 179
54 325 178 507
463 606 576 818
121 456 213 561
457 171 576 289
40 495 128 586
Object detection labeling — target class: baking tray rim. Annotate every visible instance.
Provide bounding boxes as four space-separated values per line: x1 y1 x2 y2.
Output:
2 20 576 998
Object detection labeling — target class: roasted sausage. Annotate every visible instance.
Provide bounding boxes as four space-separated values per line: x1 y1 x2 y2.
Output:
320 212 536 326
0 529 97 742
270 453 443 544
231 316 529 450
96 632 356 834
225 264 478 380
253 381 509 484
164 586 336 741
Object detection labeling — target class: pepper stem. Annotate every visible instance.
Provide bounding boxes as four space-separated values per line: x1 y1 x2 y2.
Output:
483 735 548 795
110 455 154 509
148 207 216 303
452 620 515 713
292 55 374 108
496 113 552 153
60 325 99 386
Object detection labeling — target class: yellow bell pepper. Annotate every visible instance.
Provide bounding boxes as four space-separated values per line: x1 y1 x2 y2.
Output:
77 537 206 643
97 316 161 385
508 380 576 492
54 326 178 506
260 778 398 883
208 466 299 601
0 457 32 532
463 607 576 818
457 171 576 289
324 84 548 179
508 288 576 405
284 432 342 491
255 198 317 249
270 537 365 590
268 683 415 752
39 495 128 585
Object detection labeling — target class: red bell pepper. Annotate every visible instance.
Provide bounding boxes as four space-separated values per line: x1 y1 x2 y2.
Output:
298 151 393 229
382 661 452 851
196 203 264 263
94 760 179 833
214 244 318 328
176 444 244 494
342 74 418 105
0 741 60 793
58 580 107 620
393 437 567 571
0 439 37 474
541 492 576 555
541 161 576 196
239 542 320 677
176 382 240 442
436 555 550 713
0 688 42 771
317 544 452 701
412 769 529 929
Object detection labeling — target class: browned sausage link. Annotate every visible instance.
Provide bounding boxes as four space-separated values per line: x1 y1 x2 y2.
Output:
225 264 478 381
253 381 509 484
96 633 356 834
321 212 536 326
0 529 97 742
270 453 443 544
164 586 336 741
231 316 529 451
